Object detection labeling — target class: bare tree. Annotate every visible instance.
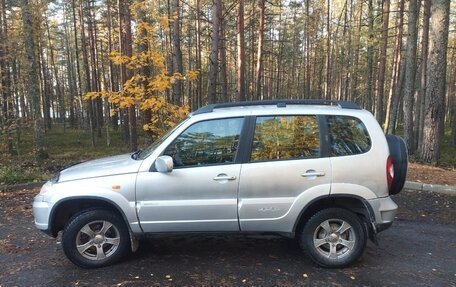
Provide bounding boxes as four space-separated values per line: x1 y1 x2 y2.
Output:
375 0 390 124
403 0 419 153
21 0 47 158
236 0 246 101
172 0 183 105
420 0 450 163
255 0 265 100
417 0 431 150
118 0 137 151
365 0 374 111
207 0 221 104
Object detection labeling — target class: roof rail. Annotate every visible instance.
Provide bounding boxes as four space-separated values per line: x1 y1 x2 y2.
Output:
193 99 361 115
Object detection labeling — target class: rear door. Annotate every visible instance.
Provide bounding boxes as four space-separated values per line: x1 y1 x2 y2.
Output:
238 115 331 232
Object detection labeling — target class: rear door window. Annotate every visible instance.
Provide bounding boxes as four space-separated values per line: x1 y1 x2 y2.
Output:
250 115 320 162
327 115 371 156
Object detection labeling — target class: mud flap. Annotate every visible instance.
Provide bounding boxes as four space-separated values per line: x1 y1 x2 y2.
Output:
129 230 140 252
368 223 378 245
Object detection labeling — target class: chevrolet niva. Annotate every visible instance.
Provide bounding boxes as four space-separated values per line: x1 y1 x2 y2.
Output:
33 99 407 268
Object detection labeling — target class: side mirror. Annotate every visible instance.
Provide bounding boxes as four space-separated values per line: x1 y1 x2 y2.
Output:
155 155 174 173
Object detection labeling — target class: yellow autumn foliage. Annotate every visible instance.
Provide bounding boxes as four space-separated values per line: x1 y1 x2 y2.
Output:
83 0 196 137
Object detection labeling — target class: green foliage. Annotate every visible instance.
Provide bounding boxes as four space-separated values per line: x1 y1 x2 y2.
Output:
436 128 456 168
1 125 131 185
0 163 45 185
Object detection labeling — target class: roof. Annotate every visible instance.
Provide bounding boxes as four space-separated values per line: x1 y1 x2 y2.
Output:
193 99 361 115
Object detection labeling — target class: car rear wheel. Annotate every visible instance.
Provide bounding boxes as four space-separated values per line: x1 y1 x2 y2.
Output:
62 209 130 268
300 208 367 268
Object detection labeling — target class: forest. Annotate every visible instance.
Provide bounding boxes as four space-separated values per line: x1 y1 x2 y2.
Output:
0 0 455 182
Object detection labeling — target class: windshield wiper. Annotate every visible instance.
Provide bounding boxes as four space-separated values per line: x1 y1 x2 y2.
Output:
131 149 142 160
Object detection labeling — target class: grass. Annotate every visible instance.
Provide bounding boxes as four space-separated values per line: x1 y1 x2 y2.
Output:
0 164 44 184
1 124 132 185
438 128 456 168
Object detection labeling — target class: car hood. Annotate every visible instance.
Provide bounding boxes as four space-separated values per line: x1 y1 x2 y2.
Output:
58 153 142 182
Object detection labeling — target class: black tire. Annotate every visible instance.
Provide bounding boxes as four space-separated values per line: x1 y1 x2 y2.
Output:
386 134 408 195
62 209 130 268
299 208 367 268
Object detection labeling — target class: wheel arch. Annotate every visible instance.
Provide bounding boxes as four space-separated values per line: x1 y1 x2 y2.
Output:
293 194 376 237
48 197 132 238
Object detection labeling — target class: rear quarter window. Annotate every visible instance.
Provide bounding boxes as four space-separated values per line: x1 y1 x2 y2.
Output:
327 115 371 156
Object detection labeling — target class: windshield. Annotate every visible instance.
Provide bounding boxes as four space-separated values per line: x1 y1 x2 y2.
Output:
137 117 190 160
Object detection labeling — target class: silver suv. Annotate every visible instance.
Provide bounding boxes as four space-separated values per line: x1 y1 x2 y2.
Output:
33 100 408 268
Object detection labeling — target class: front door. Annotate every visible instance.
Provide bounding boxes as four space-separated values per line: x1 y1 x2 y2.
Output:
136 117 244 232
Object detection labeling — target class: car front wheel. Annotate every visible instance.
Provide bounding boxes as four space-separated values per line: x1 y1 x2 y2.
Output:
62 209 130 268
300 208 367 268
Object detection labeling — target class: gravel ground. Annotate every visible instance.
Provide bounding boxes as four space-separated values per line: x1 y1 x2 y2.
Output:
0 188 455 287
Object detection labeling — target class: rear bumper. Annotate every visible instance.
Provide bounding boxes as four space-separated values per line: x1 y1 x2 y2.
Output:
367 196 398 233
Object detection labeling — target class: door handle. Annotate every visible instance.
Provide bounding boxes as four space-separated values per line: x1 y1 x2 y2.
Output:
301 171 325 177
213 175 237 181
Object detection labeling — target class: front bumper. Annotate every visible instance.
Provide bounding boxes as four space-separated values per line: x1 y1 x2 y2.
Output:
33 194 52 235
367 196 398 233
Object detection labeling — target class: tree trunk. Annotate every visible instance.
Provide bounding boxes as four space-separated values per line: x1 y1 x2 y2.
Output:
38 41 52 130
236 0 246 101
365 0 374 111
255 0 265 100
375 0 390 125
171 0 183 105
420 0 450 163
388 52 406 134
86 0 102 138
218 2 227 102
207 0 221 104
0 0 13 153
72 0 83 128
304 0 311 98
194 0 202 109
403 0 419 153
78 0 95 147
45 15 66 126
106 0 118 129
385 0 404 133
63 2 76 128
417 0 431 150
21 0 47 158
118 0 136 151
324 0 331 99
350 0 363 102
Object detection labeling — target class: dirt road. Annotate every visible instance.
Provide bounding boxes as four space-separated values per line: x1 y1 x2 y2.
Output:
0 189 454 287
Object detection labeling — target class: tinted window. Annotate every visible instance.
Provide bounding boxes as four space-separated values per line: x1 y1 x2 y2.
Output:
250 115 320 162
164 118 243 167
327 115 371 156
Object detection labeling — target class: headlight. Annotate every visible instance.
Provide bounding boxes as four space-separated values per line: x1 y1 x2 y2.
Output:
39 180 55 195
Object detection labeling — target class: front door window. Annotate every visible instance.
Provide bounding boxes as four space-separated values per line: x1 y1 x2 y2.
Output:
164 118 243 167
